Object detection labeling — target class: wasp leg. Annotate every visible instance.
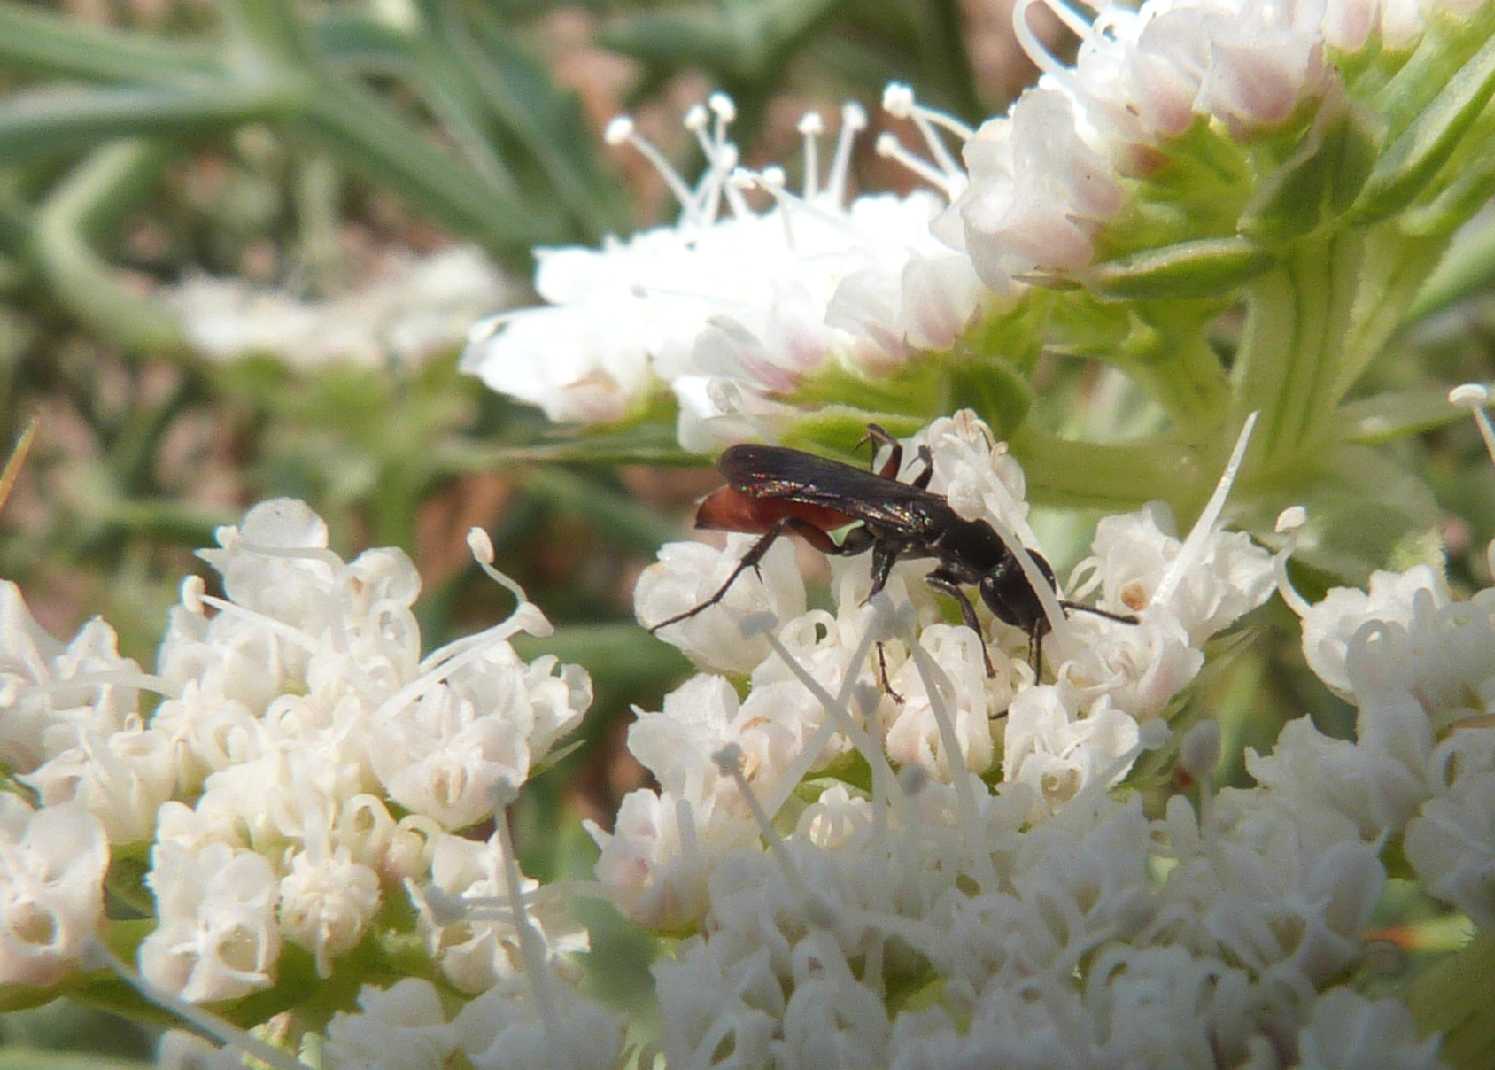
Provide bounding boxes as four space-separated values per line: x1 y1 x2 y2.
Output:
876 641 904 703
908 444 934 489
859 423 903 480
647 516 835 634
925 569 997 677
867 543 899 600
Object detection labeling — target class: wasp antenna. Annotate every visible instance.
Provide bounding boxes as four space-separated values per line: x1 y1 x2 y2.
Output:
1059 601 1139 626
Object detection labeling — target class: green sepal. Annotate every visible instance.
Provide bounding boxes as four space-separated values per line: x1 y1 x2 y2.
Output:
1350 30 1495 223
1239 91 1379 242
1407 929 1495 1070
1087 237 1273 299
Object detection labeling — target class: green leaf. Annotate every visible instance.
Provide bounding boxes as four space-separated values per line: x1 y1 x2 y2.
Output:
1087 237 1274 299
1408 929 1495 1070
437 422 701 471
0 83 303 163
1351 31 1495 223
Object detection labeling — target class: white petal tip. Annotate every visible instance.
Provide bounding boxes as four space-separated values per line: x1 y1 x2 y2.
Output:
1275 506 1307 533
1449 382 1490 408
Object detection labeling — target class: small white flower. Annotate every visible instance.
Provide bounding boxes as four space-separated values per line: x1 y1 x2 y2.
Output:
408 832 588 995
884 624 1002 777
22 726 177 844
0 796 108 986
1298 564 1450 698
634 534 807 674
139 841 281 1002
277 843 381 978
1068 500 1275 644
323 978 459 1070
1405 767 1495 928
0 581 142 773
453 975 624 1070
585 787 754 931
653 937 781 1070
1296 987 1444 1070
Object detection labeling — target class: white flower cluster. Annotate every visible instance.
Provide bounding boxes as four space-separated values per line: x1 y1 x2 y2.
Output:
0 500 593 1005
168 244 514 368
461 0 1483 445
1271 559 1495 928
461 94 986 447
584 413 1462 1066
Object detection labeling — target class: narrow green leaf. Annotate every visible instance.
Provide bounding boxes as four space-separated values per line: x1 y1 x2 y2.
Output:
1351 32 1495 223
1087 237 1274 299
1239 94 1378 242
0 83 304 163
0 1 216 85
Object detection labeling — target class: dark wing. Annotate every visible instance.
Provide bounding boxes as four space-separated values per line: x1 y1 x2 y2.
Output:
718 443 953 532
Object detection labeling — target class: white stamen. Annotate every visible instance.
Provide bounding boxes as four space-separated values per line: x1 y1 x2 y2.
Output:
491 780 568 1070
23 670 179 701
760 620 903 826
875 132 961 199
760 594 898 821
707 92 736 124
1272 505 1312 617
682 104 708 133
180 575 206 615
85 940 309 1070
466 526 495 566
1154 412 1259 610
713 743 814 907
880 83 970 185
1450 382 1495 465
825 103 866 204
199 594 319 654
798 112 824 201
604 114 702 224
908 640 998 891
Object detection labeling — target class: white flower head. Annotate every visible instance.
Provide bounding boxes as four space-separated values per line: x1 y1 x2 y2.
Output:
167 244 513 368
463 96 988 445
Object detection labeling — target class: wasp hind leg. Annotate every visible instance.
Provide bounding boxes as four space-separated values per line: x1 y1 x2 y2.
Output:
647 516 840 634
925 568 997 677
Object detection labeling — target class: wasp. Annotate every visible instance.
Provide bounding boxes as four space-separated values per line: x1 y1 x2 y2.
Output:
646 425 1137 677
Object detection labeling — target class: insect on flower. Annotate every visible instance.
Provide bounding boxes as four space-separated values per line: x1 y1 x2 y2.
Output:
648 425 1138 676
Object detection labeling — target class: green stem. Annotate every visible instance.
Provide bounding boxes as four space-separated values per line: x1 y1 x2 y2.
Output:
30 140 187 356
1233 236 1359 474
1009 427 1205 513
1110 316 1231 440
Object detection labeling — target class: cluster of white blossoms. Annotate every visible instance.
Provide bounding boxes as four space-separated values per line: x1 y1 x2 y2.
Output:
0 500 598 1024
167 244 514 368
594 409 1477 1066
461 93 986 447
461 0 1490 448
